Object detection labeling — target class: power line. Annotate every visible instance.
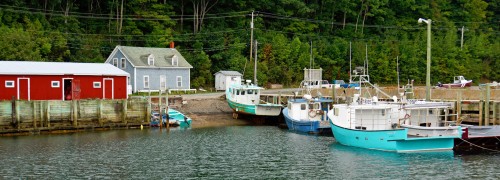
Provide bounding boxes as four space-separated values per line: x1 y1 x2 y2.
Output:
0 7 247 21
0 4 250 18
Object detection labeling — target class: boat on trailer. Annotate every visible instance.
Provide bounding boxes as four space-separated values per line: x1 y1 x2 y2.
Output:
283 94 333 134
437 76 472 88
226 80 282 117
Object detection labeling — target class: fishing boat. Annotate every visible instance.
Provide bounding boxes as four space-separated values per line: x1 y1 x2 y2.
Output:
150 108 192 127
282 94 333 134
226 80 282 117
327 95 462 152
437 76 472 88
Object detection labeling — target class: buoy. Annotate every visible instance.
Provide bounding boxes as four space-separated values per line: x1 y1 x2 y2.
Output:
140 124 143 130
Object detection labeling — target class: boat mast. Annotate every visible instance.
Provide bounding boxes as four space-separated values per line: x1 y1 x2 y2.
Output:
254 40 258 85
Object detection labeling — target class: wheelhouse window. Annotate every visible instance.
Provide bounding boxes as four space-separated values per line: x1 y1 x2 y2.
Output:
113 58 118 67
51 81 60 88
5 81 14 88
300 104 306 110
309 103 320 110
93 82 101 88
144 76 150 88
121 58 126 69
176 76 182 87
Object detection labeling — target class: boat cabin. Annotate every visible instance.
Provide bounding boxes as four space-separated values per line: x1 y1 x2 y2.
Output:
227 85 262 105
287 98 331 121
333 104 399 130
453 76 468 84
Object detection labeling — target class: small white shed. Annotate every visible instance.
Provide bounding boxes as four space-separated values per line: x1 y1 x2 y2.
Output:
214 71 243 91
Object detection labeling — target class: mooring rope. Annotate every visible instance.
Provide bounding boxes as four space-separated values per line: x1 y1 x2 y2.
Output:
459 138 500 153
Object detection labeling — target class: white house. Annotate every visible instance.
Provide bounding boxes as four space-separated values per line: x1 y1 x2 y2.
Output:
214 71 243 91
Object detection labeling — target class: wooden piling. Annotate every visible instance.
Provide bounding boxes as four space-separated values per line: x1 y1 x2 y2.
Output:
15 100 20 130
72 100 78 127
485 84 491 125
479 101 483 126
278 92 281 105
493 101 497 125
32 101 37 129
122 99 128 124
97 99 103 126
46 101 51 128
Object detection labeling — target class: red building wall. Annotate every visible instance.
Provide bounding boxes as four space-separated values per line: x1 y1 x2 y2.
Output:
0 75 127 100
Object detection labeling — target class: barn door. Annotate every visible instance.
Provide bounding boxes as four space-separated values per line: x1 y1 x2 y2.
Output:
103 78 114 99
72 80 81 100
17 78 30 100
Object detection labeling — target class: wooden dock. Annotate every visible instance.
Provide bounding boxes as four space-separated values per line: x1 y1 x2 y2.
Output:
0 98 151 135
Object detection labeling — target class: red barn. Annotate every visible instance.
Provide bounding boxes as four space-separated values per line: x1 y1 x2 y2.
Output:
0 61 129 101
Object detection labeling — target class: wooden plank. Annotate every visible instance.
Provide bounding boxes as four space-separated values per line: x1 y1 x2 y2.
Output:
122 99 127 124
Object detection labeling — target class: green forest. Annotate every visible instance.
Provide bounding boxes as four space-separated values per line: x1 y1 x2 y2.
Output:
0 0 498 88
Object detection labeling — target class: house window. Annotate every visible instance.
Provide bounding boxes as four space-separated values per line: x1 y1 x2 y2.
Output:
121 58 126 69
144 76 150 88
93 82 101 88
113 58 118 67
172 56 178 66
148 54 155 66
51 81 60 88
160 75 166 90
176 76 182 87
5 81 14 88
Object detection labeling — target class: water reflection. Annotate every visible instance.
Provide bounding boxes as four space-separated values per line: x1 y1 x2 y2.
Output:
0 126 499 179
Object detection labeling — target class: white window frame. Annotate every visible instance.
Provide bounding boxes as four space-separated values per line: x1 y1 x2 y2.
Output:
148 54 154 66
120 58 126 69
113 58 118 67
172 56 178 66
160 75 166 91
176 76 182 87
144 76 150 88
93 82 101 88
5 81 14 88
51 81 60 88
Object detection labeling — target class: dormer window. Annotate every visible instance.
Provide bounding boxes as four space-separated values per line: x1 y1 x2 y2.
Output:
172 55 178 66
148 54 155 66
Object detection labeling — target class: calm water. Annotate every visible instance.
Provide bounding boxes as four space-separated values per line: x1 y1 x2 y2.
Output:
1 126 499 179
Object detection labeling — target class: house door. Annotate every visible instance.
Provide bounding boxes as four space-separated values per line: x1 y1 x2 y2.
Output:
103 78 114 99
72 80 81 100
17 78 30 100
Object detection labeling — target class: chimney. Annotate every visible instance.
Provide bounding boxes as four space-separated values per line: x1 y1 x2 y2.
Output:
170 41 175 48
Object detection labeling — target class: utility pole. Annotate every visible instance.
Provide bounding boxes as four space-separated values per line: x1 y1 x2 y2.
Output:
254 40 258 85
458 26 468 50
249 11 254 80
418 18 432 101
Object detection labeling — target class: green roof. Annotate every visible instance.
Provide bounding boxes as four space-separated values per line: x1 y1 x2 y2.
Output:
117 46 193 68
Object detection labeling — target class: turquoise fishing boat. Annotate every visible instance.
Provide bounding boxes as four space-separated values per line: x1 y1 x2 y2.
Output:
327 97 462 152
226 81 282 117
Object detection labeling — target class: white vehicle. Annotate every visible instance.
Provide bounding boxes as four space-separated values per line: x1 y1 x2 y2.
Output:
300 80 333 89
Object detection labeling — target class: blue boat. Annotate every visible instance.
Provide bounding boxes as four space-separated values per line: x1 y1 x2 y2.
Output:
226 81 282 117
282 95 333 134
150 108 192 128
327 97 462 152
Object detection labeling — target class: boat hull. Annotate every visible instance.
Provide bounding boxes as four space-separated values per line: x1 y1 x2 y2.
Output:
227 99 281 116
329 121 455 152
283 108 320 133
440 81 472 88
